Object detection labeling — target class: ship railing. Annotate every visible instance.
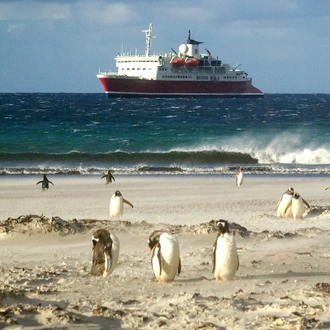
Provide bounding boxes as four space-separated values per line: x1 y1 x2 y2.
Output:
98 71 119 76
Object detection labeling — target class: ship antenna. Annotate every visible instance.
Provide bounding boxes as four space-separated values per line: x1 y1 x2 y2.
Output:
142 23 153 57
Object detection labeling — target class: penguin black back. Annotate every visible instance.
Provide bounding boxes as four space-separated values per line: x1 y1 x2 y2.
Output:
36 174 54 190
148 230 164 251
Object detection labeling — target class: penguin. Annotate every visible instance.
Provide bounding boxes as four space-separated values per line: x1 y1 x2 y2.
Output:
326 186 330 190
36 174 54 191
285 193 310 220
232 167 244 187
275 187 294 218
212 220 239 281
109 190 133 220
148 230 181 283
102 170 115 185
91 229 120 277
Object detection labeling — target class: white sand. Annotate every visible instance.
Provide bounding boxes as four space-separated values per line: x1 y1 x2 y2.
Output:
1 175 330 329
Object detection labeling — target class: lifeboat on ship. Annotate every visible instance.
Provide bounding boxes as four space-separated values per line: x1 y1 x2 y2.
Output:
171 57 185 66
185 57 199 67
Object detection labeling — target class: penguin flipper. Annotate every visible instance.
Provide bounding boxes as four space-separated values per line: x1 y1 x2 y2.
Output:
302 198 310 208
104 250 112 275
101 175 106 179
285 201 293 213
211 240 217 274
274 199 281 211
111 174 115 182
49 181 54 186
36 181 42 185
123 199 134 208
157 245 163 276
177 258 181 275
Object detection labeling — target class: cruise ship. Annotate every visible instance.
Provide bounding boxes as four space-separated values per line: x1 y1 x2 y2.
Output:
97 24 263 98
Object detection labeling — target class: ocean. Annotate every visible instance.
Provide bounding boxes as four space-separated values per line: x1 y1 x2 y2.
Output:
0 93 329 176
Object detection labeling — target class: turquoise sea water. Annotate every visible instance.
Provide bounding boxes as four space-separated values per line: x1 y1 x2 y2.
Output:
1 93 330 175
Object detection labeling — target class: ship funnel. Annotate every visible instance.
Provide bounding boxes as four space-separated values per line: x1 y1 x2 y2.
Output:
186 29 203 57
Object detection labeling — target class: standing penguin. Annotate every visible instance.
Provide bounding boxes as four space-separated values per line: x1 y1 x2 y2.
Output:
285 193 310 220
109 190 133 220
232 167 244 187
275 187 294 218
148 230 181 283
102 170 115 185
212 220 239 281
36 174 54 191
91 229 120 277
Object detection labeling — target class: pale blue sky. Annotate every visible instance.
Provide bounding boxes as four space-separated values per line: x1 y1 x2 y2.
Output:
1 0 329 93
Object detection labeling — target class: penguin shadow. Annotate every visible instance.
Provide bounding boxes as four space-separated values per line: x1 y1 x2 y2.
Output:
172 275 213 284
238 270 329 281
304 204 330 219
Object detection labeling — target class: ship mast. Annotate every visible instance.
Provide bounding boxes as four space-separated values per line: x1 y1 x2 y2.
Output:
142 23 153 57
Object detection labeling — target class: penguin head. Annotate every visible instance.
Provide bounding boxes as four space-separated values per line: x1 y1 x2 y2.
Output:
288 187 294 194
293 193 300 199
92 229 112 250
148 230 164 252
215 220 230 235
114 190 122 197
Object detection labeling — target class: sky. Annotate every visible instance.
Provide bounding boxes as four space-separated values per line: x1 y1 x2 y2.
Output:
0 0 330 94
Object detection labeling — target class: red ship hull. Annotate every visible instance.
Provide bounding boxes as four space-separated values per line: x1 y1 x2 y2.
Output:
98 76 264 98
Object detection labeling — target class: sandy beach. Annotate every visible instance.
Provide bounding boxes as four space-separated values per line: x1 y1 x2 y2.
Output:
1 174 330 329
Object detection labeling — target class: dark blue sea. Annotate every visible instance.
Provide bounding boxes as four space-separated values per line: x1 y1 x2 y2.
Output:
1 93 329 176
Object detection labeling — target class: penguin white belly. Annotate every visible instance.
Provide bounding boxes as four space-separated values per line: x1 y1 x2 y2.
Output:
237 172 243 187
213 234 238 281
291 198 305 220
277 194 293 218
109 196 123 219
104 232 120 277
152 233 180 282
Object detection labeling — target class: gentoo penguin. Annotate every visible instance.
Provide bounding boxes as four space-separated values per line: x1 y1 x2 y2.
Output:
285 193 310 220
102 170 115 185
36 174 54 191
109 190 133 220
212 220 239 281
148 230 181 283
275 187 294 218
232 167 244 187
91 229 120 277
